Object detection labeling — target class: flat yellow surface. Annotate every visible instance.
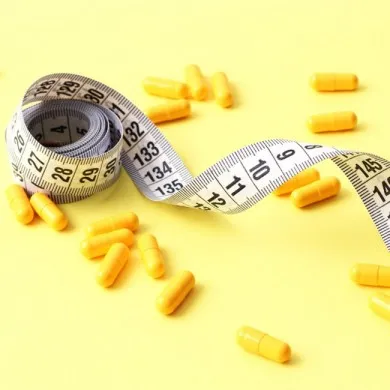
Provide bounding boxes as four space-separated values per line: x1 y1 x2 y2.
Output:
1 1 390 389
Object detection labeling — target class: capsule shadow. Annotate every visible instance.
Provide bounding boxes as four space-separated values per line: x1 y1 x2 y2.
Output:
286 352 304 366
158 248 171 280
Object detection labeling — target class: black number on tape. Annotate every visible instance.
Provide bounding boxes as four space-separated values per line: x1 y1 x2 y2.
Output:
80 168 100 183
207 192 227 207
133 142 160 166
110 103 125 118
27 151 45 173
277 149 295 160
104 158 117 177
225 176 246 196
14 131 25 153
373 177 390 203
34 80 56 97
304 145 322 150
84 88 105 104
123 122 145 148
194 203 211 211
355 158 383 178
144 161 173 182
11 163 23 182
249 159 270 180
57 81 81 97
51 125 67 133
77 127 87 135
52 167 73 183
155 179 183 195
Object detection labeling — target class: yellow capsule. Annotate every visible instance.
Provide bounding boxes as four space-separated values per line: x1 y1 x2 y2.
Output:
80 228 134 259
5 184 34 224
307 111 357 133
96 243 129 288
350 263 390 287
236 326 291 363
211 72 233 108
142 77 189 99
156 270 195 315
84 212 139 237
310 73 359 91
274 168 320 196
138 234 165 278
369 292 390 322
291 176 341 208
146 100 191 124
185 64 208 101
30 192 68 231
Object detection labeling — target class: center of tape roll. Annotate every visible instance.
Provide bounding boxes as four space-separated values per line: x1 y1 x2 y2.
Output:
23 100 122 158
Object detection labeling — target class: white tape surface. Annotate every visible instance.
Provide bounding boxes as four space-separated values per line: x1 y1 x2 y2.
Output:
5 73 390 250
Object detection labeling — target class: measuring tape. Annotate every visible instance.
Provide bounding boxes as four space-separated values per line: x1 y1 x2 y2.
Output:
5 73 390 250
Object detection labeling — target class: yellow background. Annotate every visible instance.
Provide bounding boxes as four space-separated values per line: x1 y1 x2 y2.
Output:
0 1 390 389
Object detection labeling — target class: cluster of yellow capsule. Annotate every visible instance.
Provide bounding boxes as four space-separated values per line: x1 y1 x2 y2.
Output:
80 212 195 315
308 73 359 133
142 64 233 125
350 263 390 322
273 167 341 208
5 184 68 230
5 185 195 315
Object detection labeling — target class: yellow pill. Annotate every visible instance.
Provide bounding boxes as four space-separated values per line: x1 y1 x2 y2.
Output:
30 192 68 231
80 228 134 259
236 326 291 363
185 64 208 101
274 168 320 196
138 234 165 278
369 292 390 322
84 212 139 237
307 112 357 133
310 73 359 91
96 243 129 288
211 72 233 108
156 270 195 315
5 184 34 225
350 263 390 287
146 100 191 124
291 176 341 208
142 77 188 99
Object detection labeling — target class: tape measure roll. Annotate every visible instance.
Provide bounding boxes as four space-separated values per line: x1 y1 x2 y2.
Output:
5 73 390 250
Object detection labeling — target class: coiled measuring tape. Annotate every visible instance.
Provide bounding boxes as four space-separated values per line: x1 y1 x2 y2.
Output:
5 73 390 250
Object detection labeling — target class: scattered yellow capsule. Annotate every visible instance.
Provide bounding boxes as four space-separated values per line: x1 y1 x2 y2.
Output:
310 73 359 91
236 326 291 364
274 168 320 196
80 228 134 259
291 176 341 208
96 243 129 288
30 192 68 231
369 292 390 322
146 100 191 124
138 234 165 278
84 212 139 237
185 64 208 101
5 184 34 225
142 77 189 99
350 263 390 287
307 111 357 133
156 270 195 315
211 72 233 108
